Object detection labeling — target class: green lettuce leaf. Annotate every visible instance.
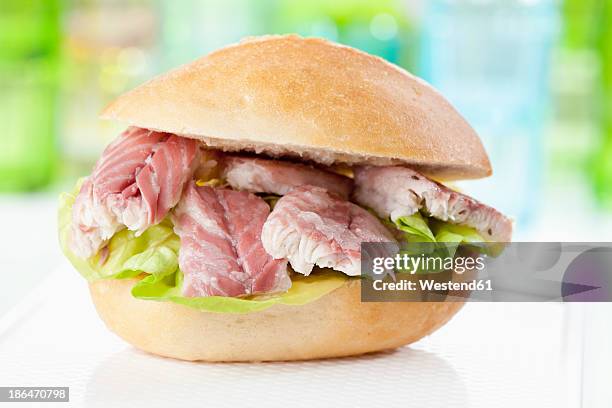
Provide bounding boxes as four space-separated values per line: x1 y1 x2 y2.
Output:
131 269 348 314
58 182 180 281
390 212 488 261
431 220 503 258
58 181 347 313
431 221 485 243
394 213 436 242
390 212 485 245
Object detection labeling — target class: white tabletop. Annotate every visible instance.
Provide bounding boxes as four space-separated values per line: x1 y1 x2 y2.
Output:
0 262 586 408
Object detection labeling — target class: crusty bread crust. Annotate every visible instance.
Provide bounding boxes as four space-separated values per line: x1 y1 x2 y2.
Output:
101 35 491 180
89 278 463 362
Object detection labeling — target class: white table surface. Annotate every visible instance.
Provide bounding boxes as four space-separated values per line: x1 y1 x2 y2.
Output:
0 262 585 408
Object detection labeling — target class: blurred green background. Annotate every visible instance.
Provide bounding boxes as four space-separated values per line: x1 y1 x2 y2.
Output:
1 0 611 249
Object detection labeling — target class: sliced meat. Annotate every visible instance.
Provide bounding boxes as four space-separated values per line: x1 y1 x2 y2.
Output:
261 185 396 276
221 155 353 199
70 178 118 260
70 127 200 258
172 182 290 297
353 166 513 242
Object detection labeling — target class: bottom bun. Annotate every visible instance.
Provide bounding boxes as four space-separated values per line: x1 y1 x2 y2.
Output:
89 278 463 362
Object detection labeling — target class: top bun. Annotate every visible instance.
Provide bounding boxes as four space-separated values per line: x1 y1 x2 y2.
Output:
101 35 491 180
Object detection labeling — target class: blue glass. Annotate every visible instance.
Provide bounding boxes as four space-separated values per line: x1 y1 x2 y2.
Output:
419 0 559 232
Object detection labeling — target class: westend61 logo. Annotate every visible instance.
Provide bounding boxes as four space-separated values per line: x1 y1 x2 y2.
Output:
360 242 612 302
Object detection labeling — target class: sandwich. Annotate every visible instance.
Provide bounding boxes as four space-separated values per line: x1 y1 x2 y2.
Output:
58 35 512 362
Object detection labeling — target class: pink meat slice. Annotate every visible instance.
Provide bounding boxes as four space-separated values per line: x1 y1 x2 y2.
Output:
261 185 396 276
221 155 353 199
172 182 291 297
70 127 200 258
353 166 513 242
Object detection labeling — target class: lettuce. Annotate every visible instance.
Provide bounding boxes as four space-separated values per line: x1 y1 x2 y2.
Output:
391 213 488 260
394 213 436 242
391 213 485 245
131 269 347 314
431 221 484 243
58 183 180 281
58 182 347 313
